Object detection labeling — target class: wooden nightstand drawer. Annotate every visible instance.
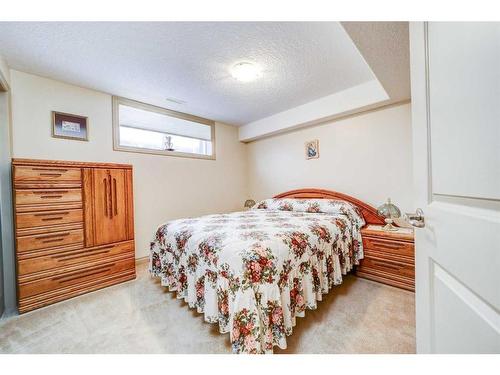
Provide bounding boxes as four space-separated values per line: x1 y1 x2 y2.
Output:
363 236 414 257
364 247 413 265
356 267 415 291
359 256 415 279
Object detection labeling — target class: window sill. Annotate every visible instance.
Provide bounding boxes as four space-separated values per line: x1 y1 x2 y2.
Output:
113 144 216 160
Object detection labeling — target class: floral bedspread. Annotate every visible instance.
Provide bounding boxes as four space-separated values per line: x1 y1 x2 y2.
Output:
149 199 365 354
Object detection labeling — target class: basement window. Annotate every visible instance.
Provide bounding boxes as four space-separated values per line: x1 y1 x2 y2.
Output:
112 97 215 159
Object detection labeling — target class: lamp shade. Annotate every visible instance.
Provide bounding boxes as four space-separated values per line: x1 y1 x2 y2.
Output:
377 198 401 219
244 199 256 208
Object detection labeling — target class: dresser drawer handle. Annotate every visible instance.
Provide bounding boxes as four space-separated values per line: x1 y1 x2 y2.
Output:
41 238 67 244
54 248 112 261
52 249 89 259
41 238 65 244
32 191 69 194
40 195 63 199
35 232 70 240
34 212 70 217
113 177 118 216
41 217 63 221
53 265 113 283
92 245 115 252
52 245 116 261
32 168 68 172
38 173 63 177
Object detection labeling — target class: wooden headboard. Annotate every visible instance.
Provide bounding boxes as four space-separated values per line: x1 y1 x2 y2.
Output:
273 188 385 225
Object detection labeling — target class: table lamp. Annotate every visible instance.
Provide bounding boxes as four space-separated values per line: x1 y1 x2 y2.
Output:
377 198 401 231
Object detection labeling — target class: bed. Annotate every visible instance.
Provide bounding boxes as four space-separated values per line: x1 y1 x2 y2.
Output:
149 189 384 353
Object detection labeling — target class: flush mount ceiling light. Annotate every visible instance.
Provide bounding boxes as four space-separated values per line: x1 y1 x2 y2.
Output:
231 62 262 82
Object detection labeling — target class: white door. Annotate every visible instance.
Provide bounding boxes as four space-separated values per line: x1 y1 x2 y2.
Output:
409 22 500 353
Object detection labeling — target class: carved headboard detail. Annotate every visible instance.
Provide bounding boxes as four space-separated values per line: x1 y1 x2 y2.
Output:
273 188 385 225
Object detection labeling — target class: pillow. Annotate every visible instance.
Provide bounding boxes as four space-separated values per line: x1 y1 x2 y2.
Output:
253 198 365 226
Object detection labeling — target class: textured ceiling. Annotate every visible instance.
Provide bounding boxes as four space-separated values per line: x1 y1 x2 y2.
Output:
342 22 410 102
0 22 376 125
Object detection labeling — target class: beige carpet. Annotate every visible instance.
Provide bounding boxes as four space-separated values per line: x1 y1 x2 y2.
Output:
0 260 415 354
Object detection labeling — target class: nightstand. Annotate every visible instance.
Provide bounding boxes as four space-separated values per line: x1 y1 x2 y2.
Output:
356 224 415 292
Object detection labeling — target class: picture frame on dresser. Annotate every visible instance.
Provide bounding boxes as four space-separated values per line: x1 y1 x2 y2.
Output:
12 158 136 313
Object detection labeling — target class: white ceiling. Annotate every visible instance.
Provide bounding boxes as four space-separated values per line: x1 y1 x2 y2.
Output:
0 22 377 126
341 22 410 102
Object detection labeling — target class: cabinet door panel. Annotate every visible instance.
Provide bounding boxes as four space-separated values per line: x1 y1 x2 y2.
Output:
93 169 128 245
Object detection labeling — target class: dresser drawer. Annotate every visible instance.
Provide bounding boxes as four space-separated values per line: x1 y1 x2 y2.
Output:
18 257 135 299
18 241 135 275
17 229 84 253
15 188 82 206
14 165 81 183
363 236 414 257
18 266 136 313
16 209 83 230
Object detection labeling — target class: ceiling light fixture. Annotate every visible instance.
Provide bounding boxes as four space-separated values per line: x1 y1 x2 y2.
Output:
231 62 262 82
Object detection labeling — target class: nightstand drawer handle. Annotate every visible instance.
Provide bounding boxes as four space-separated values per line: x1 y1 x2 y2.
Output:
370 241 403 250
371 259 401 270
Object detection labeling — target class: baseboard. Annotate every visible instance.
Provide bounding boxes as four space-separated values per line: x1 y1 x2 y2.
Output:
135 256 149 265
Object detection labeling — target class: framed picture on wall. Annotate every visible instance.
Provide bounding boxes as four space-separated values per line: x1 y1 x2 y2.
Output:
52 111 88 141
305 139 319 159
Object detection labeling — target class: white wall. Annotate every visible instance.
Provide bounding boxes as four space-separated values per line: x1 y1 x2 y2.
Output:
246 103 414 212
10 70 248 258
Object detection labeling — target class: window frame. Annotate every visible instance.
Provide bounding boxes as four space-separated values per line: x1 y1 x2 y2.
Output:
112 96 216 160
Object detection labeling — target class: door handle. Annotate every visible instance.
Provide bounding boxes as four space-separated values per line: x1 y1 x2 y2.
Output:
405 208 425 228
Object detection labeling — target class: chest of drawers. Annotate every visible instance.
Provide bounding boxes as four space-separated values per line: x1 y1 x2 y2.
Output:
13 159 136 313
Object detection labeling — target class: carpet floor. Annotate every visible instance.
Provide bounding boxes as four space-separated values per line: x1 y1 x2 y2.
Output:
0 260 416 354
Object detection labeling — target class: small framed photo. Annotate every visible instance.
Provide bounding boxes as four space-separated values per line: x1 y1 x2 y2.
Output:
305 139 319 159
52 111 88 141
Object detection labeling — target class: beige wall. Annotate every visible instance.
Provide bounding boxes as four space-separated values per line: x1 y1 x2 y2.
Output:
10 70 248 258
246 103 414 212
8 70 414 260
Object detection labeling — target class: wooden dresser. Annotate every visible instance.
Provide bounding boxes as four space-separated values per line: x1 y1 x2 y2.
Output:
356 225 415 291
12 158 136 313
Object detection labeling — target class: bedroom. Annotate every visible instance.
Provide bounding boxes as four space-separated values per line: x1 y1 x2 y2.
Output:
0 0 498 371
